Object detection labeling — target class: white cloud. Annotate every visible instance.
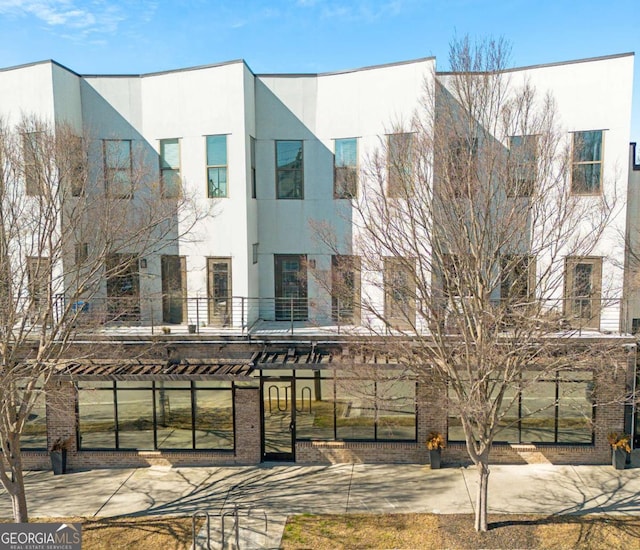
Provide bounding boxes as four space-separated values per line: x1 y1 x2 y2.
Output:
0 0 154 37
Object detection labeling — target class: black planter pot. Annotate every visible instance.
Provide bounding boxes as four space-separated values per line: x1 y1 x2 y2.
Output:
612 448 627 470
188 324 197 334
429 448 442 469
50 450 67 475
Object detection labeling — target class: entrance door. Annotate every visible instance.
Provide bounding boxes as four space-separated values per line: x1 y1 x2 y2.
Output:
161 255 186 323
262 378 295 461
274 254 307 321
207 258 232 326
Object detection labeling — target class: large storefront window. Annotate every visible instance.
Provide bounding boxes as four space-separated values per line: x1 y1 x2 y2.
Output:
77 380 234 451
21 383 47 450
447 370 594 445
287 369 416 442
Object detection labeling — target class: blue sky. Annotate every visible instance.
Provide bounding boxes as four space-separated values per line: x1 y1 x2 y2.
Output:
0 0 638 140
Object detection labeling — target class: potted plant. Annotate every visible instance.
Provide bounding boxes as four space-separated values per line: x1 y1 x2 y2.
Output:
161 326 171 335
608 432 631 470
49 437 70 475
426 431 446 469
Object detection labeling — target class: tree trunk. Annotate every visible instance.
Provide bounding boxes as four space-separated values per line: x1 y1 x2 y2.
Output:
10 486 29 523
474 459 490 532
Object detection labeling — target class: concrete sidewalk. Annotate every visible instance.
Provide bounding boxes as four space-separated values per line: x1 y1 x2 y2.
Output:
2 463 640 547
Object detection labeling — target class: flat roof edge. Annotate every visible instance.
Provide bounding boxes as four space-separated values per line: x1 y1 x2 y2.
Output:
0 59 80 77
437 52 634 76
257 56 436 78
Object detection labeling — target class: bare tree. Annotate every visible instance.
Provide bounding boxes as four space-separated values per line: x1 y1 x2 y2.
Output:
0 115 203 522
319 37 624 531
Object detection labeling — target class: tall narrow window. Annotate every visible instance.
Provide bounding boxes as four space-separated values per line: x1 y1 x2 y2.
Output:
334 138 358 198
74 243 88 265
23 132 43 196
105 253 140 322
26 256 50 314
276 140 304 199
508 135 537 197
160 138 181 198
332 255 361 324
206 135 228 198
387 133 413 198
104 139 133 198
571 130 603 194
250 136 257 199
565 256 602 329
445 136 478 198
207 258 232 326
384 257 415 329
500 255 535 303
274 254 308 320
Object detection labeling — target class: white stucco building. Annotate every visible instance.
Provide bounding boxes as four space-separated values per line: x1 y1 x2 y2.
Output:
1 52 638 468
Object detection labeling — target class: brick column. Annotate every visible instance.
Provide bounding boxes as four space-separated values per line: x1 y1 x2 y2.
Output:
234 387 261 464
45 379 77 452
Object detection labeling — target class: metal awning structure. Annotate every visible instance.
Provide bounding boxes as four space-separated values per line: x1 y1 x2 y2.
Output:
55 358 256 381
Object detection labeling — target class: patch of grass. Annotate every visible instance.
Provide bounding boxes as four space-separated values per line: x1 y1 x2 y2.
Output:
281 513 640 549
12 516 201 550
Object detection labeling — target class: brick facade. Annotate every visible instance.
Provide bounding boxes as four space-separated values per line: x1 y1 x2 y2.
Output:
18 353 633 471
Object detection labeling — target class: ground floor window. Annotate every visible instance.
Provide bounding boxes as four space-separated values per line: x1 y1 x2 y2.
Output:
447 370 594 445
21 383 47 450
266 369 416 442
77 380 234 451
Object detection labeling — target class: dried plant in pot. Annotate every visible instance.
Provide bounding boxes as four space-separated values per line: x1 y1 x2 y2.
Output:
49 437 71 475
608 432 631 470
426 431 446 469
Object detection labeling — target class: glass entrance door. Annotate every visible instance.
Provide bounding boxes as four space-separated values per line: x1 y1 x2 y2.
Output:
262 378 295 461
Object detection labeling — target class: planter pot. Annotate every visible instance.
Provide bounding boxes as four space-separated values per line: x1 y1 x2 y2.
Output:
429 448 442 469
188 324 197 334
50 450 67 475
612 448 627 470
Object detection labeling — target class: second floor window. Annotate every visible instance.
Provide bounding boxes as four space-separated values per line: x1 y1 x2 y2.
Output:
334 138 358 198
206 135 228 198
387 133 413 198
104 139 133 198
571 130 603 194
276 140 304 199
160 138 181 198
508 135 537 197
23 132 43 196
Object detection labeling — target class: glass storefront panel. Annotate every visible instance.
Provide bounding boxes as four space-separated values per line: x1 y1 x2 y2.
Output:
155 388 193 449
78 386 116 449
194 390 234 450
376 379 416 440
116 388 154 449
336 379 375 440
21 390 47 449
558 381 593 443
295 375 335 440
520 381 556 443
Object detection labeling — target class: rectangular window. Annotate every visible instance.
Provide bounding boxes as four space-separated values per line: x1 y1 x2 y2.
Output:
387 133 413 198
252 243 259 265
23 132 43 196
274 254 308 320
104 139 133 198
75 243 88 265
77 380 234 451
20 382 47 450
384 257 415 329
207 258 232 326
331 255 361 324
161 255 187 324
61 135 85 197
334 138 358 198
160 138 181 198
206 135 228 198
447 370 594 445
276 140 304 199
445 136 478 198
564 256 602 330
105 253 140 322
26 256 49 314
500 255 535 304
250 136 257 199
571 130 603 194
508 135 537 197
